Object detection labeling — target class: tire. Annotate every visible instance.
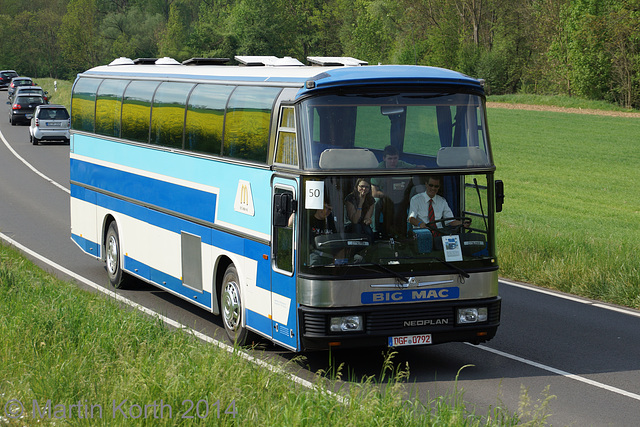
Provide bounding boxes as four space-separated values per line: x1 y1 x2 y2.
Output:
105 222 127 289
31 134 38 145
221 265 253 346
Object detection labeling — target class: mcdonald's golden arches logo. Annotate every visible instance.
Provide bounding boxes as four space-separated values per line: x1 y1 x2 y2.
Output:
234 180 255 216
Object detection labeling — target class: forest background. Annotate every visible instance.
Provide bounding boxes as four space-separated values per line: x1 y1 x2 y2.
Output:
1 0 639 108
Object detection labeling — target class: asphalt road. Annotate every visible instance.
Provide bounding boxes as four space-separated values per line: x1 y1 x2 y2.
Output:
1 98 639 426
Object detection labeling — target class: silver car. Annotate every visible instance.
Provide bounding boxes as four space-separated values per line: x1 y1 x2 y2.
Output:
29 104 70 145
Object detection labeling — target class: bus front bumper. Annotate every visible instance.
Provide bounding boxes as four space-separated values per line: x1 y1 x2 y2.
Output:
299 297 500 351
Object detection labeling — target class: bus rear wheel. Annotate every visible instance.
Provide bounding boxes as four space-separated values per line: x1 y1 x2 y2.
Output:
105 222 127 289
221 265 252 346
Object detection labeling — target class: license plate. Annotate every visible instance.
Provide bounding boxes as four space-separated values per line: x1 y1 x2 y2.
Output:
388 333 432 347
26 114 32 119
45 121 61 126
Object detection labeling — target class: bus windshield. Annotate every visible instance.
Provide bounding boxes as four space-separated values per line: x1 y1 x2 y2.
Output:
299 91 491 170
299 174 495 277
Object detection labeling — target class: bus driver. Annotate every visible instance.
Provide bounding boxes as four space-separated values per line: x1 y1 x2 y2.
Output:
408 176 463 233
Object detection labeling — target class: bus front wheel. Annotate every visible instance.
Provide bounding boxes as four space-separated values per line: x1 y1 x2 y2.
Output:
105 222 126 289
221 265 252 346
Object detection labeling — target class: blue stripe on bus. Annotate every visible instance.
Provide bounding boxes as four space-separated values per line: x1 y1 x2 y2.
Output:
246 309 272 338
71 158 217 224
71 233 100 257
71 184 272 291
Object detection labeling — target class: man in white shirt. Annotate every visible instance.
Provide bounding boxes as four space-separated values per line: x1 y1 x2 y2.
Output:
408 176 462 231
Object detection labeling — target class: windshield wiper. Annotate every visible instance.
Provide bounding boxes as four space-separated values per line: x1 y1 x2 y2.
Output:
427 256 470 279
354 262 410 284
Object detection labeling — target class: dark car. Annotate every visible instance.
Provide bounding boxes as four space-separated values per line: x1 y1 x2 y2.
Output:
0 70 18 89
8 95 45 125
7 77 34 98
11 86 48 104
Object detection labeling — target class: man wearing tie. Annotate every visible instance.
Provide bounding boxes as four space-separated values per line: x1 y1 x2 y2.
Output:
408 176 462 233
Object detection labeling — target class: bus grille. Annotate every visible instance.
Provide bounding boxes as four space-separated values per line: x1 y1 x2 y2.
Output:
367 306 454 334
301 300 500 336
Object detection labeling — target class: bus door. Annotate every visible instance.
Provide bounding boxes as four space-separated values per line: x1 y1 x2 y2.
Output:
271 179 299 350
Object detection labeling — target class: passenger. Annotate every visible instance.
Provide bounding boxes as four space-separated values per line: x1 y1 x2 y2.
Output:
345 178 375 240
375 145 415 170
310 202 336 237
408 176 462 234
308 202 337 265
371 146 414 236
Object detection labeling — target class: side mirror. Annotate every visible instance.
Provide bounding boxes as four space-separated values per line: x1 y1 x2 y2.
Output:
495 180 505 213
273 193 297 227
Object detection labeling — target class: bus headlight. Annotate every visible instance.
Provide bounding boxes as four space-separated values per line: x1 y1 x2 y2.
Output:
457 308 488 324
330 315 363 332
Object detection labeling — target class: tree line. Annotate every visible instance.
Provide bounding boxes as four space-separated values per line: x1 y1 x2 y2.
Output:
1 0 639 108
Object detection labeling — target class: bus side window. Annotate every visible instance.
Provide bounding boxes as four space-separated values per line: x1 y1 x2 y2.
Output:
95 79 129 138
71 77 102 132
275 106 298 166
151 82 194 149
224 86 282 163
185 84 234 155
122 80 160 144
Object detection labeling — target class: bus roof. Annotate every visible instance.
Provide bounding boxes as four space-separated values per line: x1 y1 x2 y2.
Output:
79 59 484 99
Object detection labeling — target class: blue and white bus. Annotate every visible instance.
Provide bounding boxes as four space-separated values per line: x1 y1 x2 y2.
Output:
70 55 504 351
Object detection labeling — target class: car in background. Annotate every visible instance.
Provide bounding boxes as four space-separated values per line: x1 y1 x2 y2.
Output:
8 94 45 125
0 70 18 89
29 104 70 145
11 85 48 104
7 76 34 98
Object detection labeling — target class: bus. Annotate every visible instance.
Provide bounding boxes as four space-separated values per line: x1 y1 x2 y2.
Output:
70 55 504 351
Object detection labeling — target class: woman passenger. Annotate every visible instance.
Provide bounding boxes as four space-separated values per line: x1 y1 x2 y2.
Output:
345 178 375 240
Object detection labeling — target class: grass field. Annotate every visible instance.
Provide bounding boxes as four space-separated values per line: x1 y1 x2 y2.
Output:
488 106 640 308
34 78 72 109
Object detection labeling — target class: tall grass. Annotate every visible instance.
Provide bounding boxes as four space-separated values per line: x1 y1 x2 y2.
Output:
33 77 72 109
488 107 640 307
0 244 530 425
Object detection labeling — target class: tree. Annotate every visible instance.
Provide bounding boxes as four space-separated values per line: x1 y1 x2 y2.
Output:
563 0 613 100
606 1 640 108
229 0 298 57
527 0 570 94
58 0 103 76
188 1 236 58
158 2 191 59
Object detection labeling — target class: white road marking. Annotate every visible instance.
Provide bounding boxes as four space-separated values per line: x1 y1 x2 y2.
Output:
500 278 640 318
0 129 70 194
469 343 640 402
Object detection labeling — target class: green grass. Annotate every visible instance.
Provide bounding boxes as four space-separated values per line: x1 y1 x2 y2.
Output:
33 77 72 109
0 243 531 426
488 107 640 307
488 94 640 113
